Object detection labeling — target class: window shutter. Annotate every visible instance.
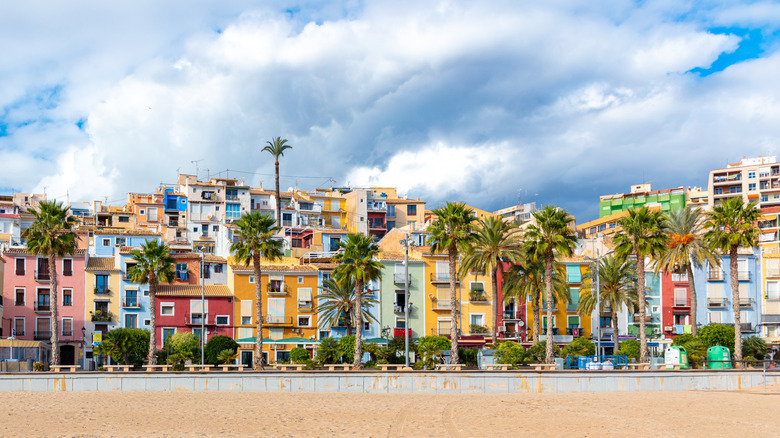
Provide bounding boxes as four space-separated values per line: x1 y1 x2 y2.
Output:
241 300 252 317
707 283 723 298
738 284 750 299
297 288 312 302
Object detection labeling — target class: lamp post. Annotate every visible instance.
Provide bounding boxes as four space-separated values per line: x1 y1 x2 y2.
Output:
399 234 415 367
584 248 614 357
200 251 206 365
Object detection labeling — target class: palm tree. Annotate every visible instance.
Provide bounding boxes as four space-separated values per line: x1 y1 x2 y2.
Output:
523 206 577 363
656 206 720 336
128 239 175 365
23 200 78 366
261 137 292 227
333 234 383 369
704 197 760 361
428 202 477 364
461 216 522 343
613 207 667 363
230 211 283 370
578 255 640 351
316 276 379 336
502 255 570 343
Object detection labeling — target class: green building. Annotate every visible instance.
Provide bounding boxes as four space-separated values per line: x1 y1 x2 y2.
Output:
377 253 426 340
598 184 686 218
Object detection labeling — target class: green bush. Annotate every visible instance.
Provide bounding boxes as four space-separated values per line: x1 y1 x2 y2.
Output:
495 342 525 366
338 335 357 364
526 341 560 362
204 336 239 365
290 347 310 364
671 334 697 347
699 324 735 351
743 336 768 360
33 362 44 372
216 349 237 364
167 332 200 366
94 328 150 367
316 337 340 364
560 337 595 358
617 339 640 360
416 336 451 369
458 348 478 367
680 339 707 369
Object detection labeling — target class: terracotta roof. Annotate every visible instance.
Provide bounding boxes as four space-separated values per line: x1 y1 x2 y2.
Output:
204 255 227 263
249 188 294 197
2 247 86 256
157 284 232 297
311 263 338 270
317 228 349 234
230 264 318 273
379 251 422 261
94 229 161 237
558 255 587 263
0 214 20 219
86 257 119 271
386 198 425 205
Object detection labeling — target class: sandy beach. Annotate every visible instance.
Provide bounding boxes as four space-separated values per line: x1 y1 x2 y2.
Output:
0 389 777 437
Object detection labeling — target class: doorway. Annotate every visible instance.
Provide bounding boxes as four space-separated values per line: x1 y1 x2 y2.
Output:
60 345 75 365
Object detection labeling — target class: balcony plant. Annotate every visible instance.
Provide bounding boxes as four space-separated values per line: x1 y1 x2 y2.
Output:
469 324 489 334
90 310 113 322
469 290 487 302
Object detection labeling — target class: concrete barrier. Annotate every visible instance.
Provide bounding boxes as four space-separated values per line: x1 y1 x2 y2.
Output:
0 370 777 393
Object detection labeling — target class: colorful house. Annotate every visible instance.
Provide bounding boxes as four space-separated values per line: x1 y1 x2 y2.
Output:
377 252 423 341
2 247 87 366
660 269 692 337
154 284 234 349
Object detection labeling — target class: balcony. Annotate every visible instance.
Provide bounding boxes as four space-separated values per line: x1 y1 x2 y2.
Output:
225 194 239 201
62 331 73 337
35 270 50 282
91 311 113 322
34 302 51 313
503 311 521 320
34 331 51 341
739 298 753 308
738 271 750 281
538 334 574 343
94 287 111 295
673 298 690 308
740 322 754 332
393 304 412 314
264 315 293 325
393 273 411 284
431 328 451 337
632 314 653 323
367 202 387 212
708 271 724 281
565 327 584 336
430 273 457 284
123 300 140 309
433 298 452 310
469 290 488 302
707 297 728 307
671 273 688 283
674 325 692 335
187 313 212 326
395 328 411 338
542 304 558 313
267 283 288 296
298 300 313 311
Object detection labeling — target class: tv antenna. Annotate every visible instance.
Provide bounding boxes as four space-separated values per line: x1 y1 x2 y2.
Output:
191 160 202 180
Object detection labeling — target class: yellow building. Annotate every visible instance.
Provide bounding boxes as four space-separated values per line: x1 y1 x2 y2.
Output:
85 256 122 341
229 260 319 365
309 190 347 230
760 242 780 345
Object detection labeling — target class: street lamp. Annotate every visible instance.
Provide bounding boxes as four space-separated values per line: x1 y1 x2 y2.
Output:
584 249 614 358
199 251 206 365
399 233 416 367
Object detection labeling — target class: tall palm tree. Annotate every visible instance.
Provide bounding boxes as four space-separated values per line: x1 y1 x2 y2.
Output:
613 207 667 363
524 206 577 364
333 234 383 369
704 197 760 361
656 206 720 336
461 216 522 343
128 239 175 365
502 255 570 343
578 255 640 351
230 211 283 370
428 202 477 364
261 137 292 227
23 200 78 366
316 276 379 336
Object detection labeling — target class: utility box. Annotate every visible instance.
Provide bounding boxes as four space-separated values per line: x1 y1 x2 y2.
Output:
706 346 732 369
664 346 689 370
477 349 496 370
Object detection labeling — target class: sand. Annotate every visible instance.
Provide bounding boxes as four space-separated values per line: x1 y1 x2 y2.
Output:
0 390 777 437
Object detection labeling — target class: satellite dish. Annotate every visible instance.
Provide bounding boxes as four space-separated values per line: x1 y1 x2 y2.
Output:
518 321 525 327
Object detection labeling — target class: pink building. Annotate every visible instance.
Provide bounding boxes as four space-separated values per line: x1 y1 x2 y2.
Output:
154 285 234 350
1 247 87 365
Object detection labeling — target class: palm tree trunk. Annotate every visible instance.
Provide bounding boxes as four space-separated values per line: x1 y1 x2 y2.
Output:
686 263 698 337
147 274 158 365
253 253 265 370
49 253 60 366
612 313 619 356
448 246 460 364
730 247 742 361
353 280 364 369
491 266 499 345
532 299 540 344
636 252 648 363
544 252 554 364
274 160 281 228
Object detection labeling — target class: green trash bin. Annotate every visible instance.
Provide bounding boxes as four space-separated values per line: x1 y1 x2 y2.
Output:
706 346 732 369
664 346 689 370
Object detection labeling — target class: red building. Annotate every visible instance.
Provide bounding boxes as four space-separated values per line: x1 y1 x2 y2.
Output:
154 285 234 349
661 269 691 338
495 262 527 341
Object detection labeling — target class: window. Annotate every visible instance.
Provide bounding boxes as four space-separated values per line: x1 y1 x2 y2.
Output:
62 289 72 306
767 281 780 300
162 328 176 344
36 289 50 312
674 288 687 306
298 276 304 284
139 209 145 215
14 318 25 336
144 319 150 326
437 318 451 335
125 290 138 307
102 238 110 246
62 259 73 276
95 274 109 293
242 316 251 325
118 216 129 223
213 225 219 232
35 317 51 340
714 188 723 195
567 316 580 329
387 221 395 229
749 183 757 191
62 318 73 336
147 208 158 221
298 316 311 327
729 186 741 193
241 300 252 325
161 303 175 315
298 288 313 310
470 314 484 327
396 317 406 329
15 258 24 275
763 195 769 202
407 205 417 215
125 314 138 329
709 311 722 324
15 289 25 306
202 264 210 279
216 315 229 325
226 203 240 219
749 171 756 178
249 275 255 284
214 264 222 274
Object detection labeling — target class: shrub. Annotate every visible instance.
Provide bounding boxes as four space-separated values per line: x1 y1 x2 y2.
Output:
290 347 310 364
317 338 340 364
671 334 697 347
338 335 357 364
94 328 150 367
469 324 489 334
495 341 524 366
699 324 735 351
216 349 237 364
617 339 640 360
33 362 44 372
526 341 560 362
204 336 239 365
743 336 768 360
416 336 451 369
167 332 200 366
458 347 478 367
560 337 595 358
680 339 707 368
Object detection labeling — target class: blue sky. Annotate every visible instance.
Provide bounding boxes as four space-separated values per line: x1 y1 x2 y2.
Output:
2 1 780 221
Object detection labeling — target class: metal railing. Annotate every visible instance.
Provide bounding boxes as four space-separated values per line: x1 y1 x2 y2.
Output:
298 301 313 310
708 270 724 281
35 270 50 282
393 304 412 314
738 271 751 281
94 287 111 295
123 300 140 308
393 273 411 284
265 315 293 324
671 273 689 282
430 273 455 283
707 297 727 307
34 331 51 341
34 302 51 313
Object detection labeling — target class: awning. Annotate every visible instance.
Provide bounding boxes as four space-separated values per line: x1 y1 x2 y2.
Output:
363 337 389 344
235 337 274 344
272 337 319 345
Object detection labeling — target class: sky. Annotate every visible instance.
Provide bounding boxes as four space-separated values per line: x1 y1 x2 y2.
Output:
2 1 780 222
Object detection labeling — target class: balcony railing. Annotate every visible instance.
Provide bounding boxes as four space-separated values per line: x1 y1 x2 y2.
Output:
469 291 488 302
298 300 313 310
738 271 751 281
393 273 411 284
393 304 412 314
264 315 293 325
35 270 50 282
673 298 689 307
34 302 51 313
267 284 288 296
707 297 727 307
395 328 411 338
671 273 689 283
34 331 51 341
430 273 457 283
739 298 753 308
433 299 452 310
123 300 140 309
708 271 724 281
94 287 111 295
62 331 73 337
740 322 754 332
187 313 211 325
503 311 520 320
91 311 113 322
